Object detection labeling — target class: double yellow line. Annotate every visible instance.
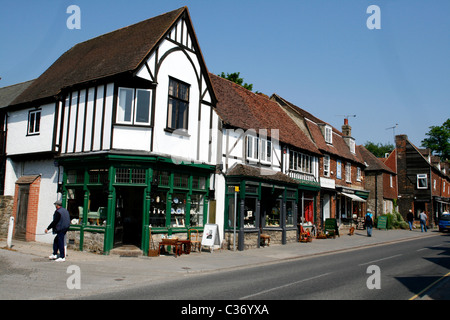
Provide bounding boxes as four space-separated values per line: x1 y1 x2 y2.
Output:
409 271 450 300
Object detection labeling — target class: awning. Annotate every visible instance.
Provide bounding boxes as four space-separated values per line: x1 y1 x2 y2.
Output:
341 192 366 202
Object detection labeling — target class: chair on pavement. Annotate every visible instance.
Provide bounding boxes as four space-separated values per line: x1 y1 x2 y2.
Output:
260 228 270 247
188 229 202 253
299 225 312 243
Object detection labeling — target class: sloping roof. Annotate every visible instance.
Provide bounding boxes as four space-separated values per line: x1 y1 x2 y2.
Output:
209 74 321 156
226 163 300 185
16 175 40 185
358 145 395 174
12 7 186 106
0 80 34 108
272 93 364 165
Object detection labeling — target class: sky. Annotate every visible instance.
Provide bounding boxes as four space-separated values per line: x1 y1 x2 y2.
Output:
1 0 449 148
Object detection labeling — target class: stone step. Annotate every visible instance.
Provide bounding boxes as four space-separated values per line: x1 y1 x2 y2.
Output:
110 245 142 257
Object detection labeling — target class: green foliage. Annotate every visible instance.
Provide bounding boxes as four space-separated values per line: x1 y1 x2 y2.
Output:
364 141 394 158
382 211 408 229
219 72 253 91
421 118 450 161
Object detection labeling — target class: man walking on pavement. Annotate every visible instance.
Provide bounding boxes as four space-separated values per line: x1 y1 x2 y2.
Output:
407 209 414 231
45 200 71 262
419 210 428 232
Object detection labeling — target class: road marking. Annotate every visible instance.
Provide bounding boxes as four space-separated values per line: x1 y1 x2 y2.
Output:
409 271 450 300
239 272 332 300
358 254 403 266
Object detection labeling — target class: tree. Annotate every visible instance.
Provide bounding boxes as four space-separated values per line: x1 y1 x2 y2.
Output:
219 72 253 91
421 118 450 161
364 141 394 158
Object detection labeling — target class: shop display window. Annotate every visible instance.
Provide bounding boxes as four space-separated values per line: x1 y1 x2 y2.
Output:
67 188 84 225
286 200 294 227
266 199 281 227
87 188 108 226
150 191 167 227
190 194 204 227
171 193 186 227
244 197 257 228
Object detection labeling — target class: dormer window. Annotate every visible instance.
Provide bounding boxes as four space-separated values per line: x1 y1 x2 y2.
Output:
349 139 355 154
324 125 332 144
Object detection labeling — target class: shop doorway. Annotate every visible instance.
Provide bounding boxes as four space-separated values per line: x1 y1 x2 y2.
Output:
114 187 144 247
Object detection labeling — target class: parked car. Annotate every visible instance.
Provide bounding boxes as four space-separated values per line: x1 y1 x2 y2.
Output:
438 213 450 232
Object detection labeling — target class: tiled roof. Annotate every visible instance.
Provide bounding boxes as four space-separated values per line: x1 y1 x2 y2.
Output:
226 163 300 185
12 7 186 106
272 94 364 165
0 80 34 108
209 74 321 156
358 145 395 174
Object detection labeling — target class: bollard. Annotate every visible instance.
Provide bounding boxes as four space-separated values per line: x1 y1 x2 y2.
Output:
7 216 14 248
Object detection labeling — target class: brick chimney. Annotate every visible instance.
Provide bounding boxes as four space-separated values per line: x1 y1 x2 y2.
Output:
342 118 352 137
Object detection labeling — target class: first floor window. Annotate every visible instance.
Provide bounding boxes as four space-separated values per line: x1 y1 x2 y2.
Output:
417 174 428 189
289 150 313 174
117 87 152 125
336 160 342 179
323 155 330 177
345 162 351 183
167 78 190 130
28 109 41 135
246 135 272 163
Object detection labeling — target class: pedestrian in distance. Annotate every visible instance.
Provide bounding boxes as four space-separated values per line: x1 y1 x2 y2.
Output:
419 211 428 232
45 200 71 262
407 209 414 231
365 209 373 237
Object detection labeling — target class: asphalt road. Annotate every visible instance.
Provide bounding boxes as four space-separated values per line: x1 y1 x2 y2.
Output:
82 234 450 301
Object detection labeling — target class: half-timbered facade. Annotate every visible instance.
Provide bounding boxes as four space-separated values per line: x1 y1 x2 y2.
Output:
210 74 322 250
5 7 219 254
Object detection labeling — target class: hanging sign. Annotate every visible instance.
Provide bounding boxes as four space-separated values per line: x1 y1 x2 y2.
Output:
201 224 221 251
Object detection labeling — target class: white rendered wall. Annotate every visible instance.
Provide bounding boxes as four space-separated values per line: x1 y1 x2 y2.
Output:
6 103 55 155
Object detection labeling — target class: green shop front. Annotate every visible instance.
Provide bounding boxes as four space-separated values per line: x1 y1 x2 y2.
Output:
59 154 214 255
223 164 320 251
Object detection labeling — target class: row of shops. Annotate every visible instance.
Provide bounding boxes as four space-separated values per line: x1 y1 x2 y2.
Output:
61 153 370 255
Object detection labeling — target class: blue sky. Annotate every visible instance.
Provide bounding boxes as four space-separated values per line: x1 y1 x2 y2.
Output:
1 0 449 148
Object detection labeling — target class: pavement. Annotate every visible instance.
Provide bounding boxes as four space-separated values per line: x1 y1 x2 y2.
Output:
0 228 448 300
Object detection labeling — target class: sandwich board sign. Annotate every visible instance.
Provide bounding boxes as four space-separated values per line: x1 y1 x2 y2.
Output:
201 224 221 252
377 216 388 230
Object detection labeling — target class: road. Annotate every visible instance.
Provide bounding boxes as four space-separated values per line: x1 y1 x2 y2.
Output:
82 234 450 301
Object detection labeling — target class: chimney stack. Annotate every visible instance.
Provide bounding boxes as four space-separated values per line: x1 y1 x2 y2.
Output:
342 119 352 137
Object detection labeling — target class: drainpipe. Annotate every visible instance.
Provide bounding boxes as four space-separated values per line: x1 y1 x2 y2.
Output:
375 174 378 219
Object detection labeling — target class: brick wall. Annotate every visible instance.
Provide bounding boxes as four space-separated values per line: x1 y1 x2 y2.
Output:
11 177 41 241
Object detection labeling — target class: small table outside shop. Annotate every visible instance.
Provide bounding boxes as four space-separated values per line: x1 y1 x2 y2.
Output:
158 239 183 257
